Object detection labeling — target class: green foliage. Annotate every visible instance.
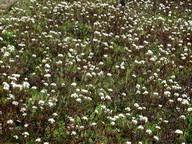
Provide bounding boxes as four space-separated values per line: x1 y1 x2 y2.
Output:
186 116 192 143
0 0 191 143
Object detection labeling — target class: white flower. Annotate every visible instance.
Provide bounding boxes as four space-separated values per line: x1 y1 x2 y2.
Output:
58 54 64 57
86 72 92 77
56 60 62 64
146 50 153 55
111 121 115 125
180 115 186 120
95 110 98 113
44 142 49 144
22 131 29 137
175 129 183 135
126 141 131 144
143 91 149 95
48 101 54 107
12 101 19 106
53 113 58 116
79 126 84 129
32 54 36 57
31 86 37 89
125 107 131 111
182 99 189 105
146 129 152 135
132 120 138 125
156 126 161 130
71 131 77 135
45 64 50 68
22 81 30 89
134 103 139 107
107 73 112 76
106 95 111 100
35 138 41 142
48 118 55 124
82 116 88 121
138 125 144 130
153 136 159 141
101 105 106 109
3 82 10 91
13 135 19 139
91 122 97 126
187 107 192 112
71 82 77 87
71 93 78 98
76 98 81 103
7 120 14 124
38 100 45 105
44 74 51 78
119 114 125 118
164 91 171 97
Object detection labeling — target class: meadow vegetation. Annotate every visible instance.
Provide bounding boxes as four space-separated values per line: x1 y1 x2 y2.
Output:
0 0 192 143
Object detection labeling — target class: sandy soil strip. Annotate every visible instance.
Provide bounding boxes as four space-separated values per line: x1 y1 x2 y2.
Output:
0 0 18 9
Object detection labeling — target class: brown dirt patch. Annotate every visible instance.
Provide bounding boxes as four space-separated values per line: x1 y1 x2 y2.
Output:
0 0 18 9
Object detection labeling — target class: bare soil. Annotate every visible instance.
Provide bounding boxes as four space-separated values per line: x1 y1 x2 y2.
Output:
0 0 18 9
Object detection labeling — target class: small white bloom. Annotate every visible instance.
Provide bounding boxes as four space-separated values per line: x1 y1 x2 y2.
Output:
82 116 88 121
101 105 106 109
134 103 139 107
48 118 55 124
31 86 37 89
38 100 45 105
35 138 41 142
111 121 115 125
44 74 51 78
3 82 10 91
107 73 112 76
125 107 131 111
53 113 58 116
187 107 192 112
156 126 161 130
153 136 159 141
76 98 81 103
22 131 29 137
22 81 30 89
175 129 183 135
146 129 152 135
180 115 186 120
91 122 97 126
164 91 171 97
13 135 19 139
45 64 50 68
71 82 77 87
146 50 153 55
132 120 138 125
12 101 19 106
7 120 14 124
138 125 144 130
119 113 125 118
71 131 77 135
71 93 78 98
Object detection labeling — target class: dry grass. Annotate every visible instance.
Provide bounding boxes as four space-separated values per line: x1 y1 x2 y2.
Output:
0 0 18 9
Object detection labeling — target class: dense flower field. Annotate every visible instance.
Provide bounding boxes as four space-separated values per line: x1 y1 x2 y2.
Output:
0 0 192 143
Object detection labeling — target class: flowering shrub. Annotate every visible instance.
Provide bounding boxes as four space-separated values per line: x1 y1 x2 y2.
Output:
0 0 191 143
